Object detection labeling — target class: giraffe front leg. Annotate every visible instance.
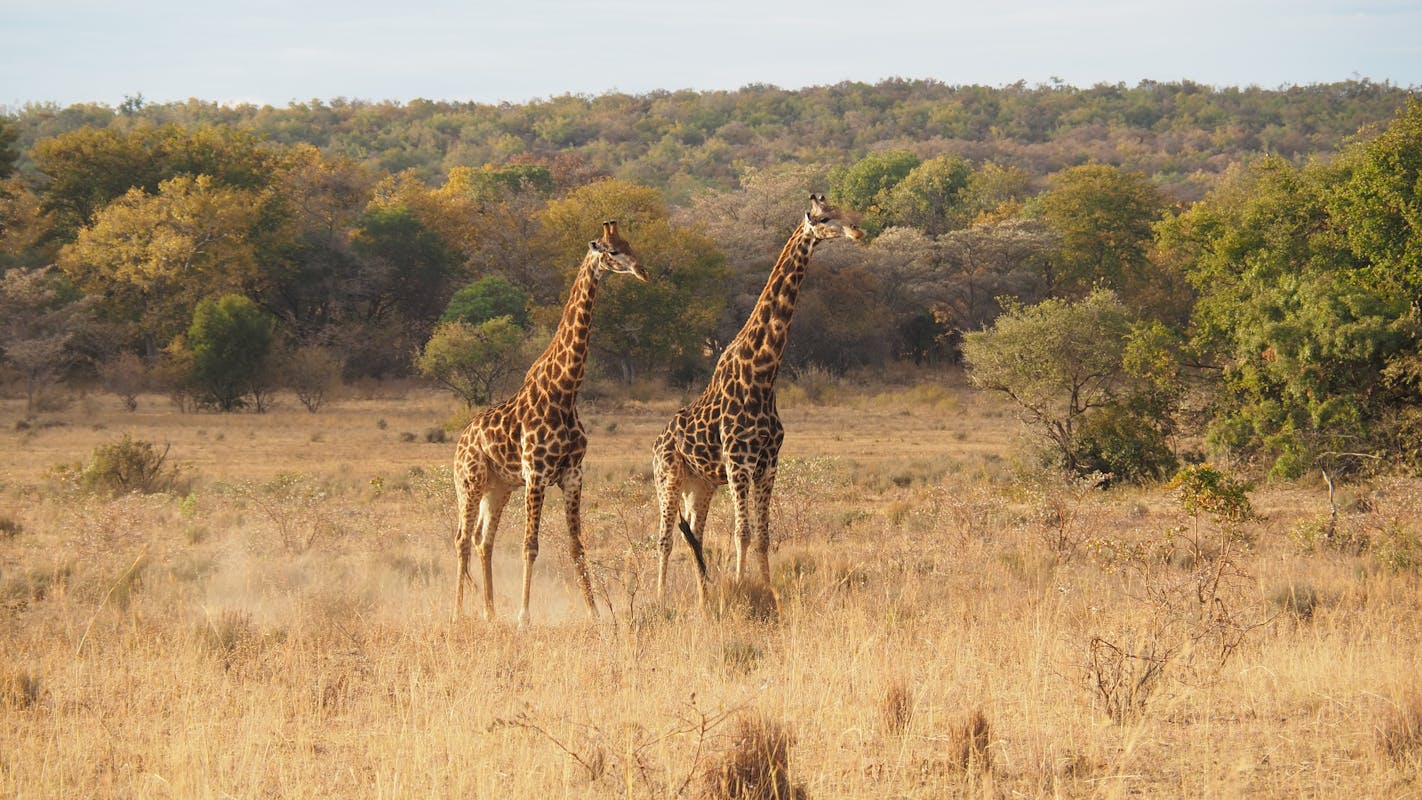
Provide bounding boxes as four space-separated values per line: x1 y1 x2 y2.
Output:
518 480 546 629
477 486 511 623
653 453 683 601
726 467 755 582
561 468 597 619
753 467 777 586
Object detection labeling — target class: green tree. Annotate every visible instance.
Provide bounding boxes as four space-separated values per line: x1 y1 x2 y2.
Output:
416 318 527 407
441 275 532 328
963 289 1177 479
1328 97 1422 310
0 117 18 180
1160 151 1419 477
829 150 920 236
885 154 972 235
538 179 726 380
1030 164 1167 305
185 294 274 411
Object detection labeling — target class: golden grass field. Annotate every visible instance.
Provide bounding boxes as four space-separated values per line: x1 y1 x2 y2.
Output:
1 375 1420 798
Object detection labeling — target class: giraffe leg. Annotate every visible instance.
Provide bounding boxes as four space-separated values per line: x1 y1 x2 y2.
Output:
477 484 511 623
561 467 597 619
684 480 715 604
653 448 684 601
726 466 755 582
518 479 546 629
753 466 777 586
453 461 486 622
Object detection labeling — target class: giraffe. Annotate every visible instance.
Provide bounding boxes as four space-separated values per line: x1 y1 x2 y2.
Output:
452 220 647 627
652 194 864 602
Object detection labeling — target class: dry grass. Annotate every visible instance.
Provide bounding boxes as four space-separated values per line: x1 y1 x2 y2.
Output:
1 380 1421 797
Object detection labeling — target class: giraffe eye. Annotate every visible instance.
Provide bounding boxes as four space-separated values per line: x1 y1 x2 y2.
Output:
608 249 621 256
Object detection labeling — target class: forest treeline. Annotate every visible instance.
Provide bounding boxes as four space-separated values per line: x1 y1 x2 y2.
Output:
4 79 1411 202
0 79 1418 479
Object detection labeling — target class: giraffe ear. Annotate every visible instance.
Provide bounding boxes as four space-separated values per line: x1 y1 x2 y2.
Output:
589 239 606 252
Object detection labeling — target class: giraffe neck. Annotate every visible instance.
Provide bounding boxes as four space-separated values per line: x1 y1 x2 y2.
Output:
523 252 600 404
720 221 818 387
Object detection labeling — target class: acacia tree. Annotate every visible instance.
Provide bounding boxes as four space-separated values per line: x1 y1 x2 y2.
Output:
1160 134 1421 477
963 289 1178 479
416 318 527 407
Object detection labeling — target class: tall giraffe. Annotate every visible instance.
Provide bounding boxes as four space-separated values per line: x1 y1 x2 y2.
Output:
453 221 647 627
653 194 863 601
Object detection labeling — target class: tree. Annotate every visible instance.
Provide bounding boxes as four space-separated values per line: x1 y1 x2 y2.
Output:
537 179 726 381
31 123 276 242
185 294 274 411
1328 97 1422 310
278 345 344 413
932 217 1058 340
441 275 532 328
829 150 920 236
963 289 1177 479
0 267 96 414
416 318 527 407
1030 164 1168 305
57 175 267 353
885 154 972 235
0 117 18 180
1160 153 1420 477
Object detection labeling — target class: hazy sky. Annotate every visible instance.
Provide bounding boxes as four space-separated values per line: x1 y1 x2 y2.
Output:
3 0 1419 110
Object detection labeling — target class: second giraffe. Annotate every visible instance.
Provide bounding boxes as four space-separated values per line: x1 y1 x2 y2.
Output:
653 194 864 602
452 221 647 628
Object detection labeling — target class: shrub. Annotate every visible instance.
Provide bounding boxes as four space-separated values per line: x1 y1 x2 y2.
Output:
700 714 796 800
68 435 182 495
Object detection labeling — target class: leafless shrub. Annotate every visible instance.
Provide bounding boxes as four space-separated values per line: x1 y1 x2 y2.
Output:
1084 465 1267 720
282 345 344 413
97 351 149 411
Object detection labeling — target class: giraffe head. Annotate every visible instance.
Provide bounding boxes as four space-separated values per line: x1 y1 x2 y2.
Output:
589 220 649 282
804 194 865 242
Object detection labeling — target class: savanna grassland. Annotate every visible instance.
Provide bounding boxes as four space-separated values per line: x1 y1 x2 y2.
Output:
2 377 1421 799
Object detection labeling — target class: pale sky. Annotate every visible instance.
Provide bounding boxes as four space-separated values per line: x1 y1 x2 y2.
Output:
2 0 1419 110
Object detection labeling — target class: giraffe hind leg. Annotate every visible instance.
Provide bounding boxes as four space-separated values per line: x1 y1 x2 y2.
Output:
452 464 485 622
561 468 598 618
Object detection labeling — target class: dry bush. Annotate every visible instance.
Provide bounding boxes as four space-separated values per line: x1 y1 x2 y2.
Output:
701 713 798 800
0 661 41 711
947 708 993 775
96 351 149 411
712 578 780 624
878 678 914 736
1377 691 1422 766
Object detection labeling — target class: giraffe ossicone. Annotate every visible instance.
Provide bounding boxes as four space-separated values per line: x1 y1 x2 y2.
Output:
652 194 865 605
451 220 646 628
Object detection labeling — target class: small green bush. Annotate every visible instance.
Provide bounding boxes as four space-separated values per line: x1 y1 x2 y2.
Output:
69 436 183 495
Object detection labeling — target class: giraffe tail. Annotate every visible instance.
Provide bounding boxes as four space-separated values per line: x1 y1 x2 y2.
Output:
678 518 709 582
